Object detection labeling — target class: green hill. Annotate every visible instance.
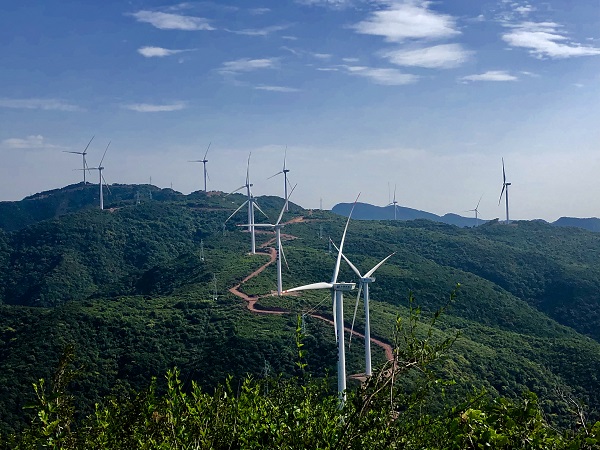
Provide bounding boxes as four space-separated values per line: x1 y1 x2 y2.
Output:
1 185 600 434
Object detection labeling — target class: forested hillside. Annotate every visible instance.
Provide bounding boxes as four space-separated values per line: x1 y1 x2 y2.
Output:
1 185 600 439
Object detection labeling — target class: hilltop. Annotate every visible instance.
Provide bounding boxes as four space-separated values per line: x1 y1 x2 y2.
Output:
0 184 600 434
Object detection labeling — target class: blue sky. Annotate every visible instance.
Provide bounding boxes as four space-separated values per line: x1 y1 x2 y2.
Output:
1 0 599 221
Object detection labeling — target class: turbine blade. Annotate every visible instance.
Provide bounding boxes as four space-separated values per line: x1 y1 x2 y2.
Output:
333 292 337 342
498 184 505 206
330 239 362 278
238 223 273 228
99 141 110 166
203 142 211 160
246 152 251 186
83 135 95 154
276 183 297 225
226 185 246 197
63 151 84 154
206 169 210 181
225 200 248 223
283 282 333 293
364 252 395 278
283 146 287 171
476 194 483 210
101 174 112 195
502 157 506 184
332 193 360 283
393 184 397 202
253 201 269 220
267 171 283 180
348 283 362 348
280 242 290 272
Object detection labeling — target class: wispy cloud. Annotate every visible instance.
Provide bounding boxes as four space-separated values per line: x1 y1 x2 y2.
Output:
296 0 355 9
226 25 289 37
345 66 418 85
130 10 214 31
0 98 81 111
502 21 600 59
137 46 195 58
254 85 300 92
122 102 186 112
2 135 60 150
381 43 472 69
218 58 277 75
249 7 271 15
353 3 460 42
461 70 518 82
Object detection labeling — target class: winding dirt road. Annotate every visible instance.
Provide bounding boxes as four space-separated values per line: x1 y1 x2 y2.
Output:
227 222 394 364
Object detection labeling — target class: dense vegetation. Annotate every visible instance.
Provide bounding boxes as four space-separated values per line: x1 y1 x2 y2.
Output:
1 184 600 443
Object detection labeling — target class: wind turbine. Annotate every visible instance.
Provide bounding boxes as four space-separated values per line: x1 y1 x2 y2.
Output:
498 158 511 224
85 141 111 210
283 195 359 402
331 241 394 377
189 142 211 192
225 153 268 254
467 195 483 227
244 184 297 295
64 136 94 184
387 184 399 220
268 147 291 212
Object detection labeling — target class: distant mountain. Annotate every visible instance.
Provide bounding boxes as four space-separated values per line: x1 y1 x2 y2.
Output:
332 202 600 232
331 202 485 227
552 217 600 232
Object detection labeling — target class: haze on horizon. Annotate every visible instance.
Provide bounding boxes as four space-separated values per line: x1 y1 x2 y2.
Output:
1 0 599 222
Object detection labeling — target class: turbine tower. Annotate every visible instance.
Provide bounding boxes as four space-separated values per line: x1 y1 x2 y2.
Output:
467 195 483 227
225 153 268 254
85 141 111 210
498 158 511 224
332 241 394 377
284 195 360 402
268 147 291 212
387 184 399 220
241 185 297 295
64 136 94 184
189 142 211 192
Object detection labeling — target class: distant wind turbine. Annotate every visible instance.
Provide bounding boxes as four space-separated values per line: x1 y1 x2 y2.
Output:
241 184 297 295
64 136 94 184
467 195 483 227
189 142 211 192
225 153 268 254
387 184 399 220
284 195 360 402
498 158 511 224
332 240 394 376
84 141 111 210
268 147 291 212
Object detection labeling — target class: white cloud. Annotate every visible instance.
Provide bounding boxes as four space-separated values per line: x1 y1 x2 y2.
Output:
0 98 81 111
2 135 59 150
296 0 355 9
503 21 600 59
282 35 298 41
249 8 271 15
514 5 535 15
342 57 360 63
218 58 277 74
311 52 332 60
461 70 518 82
353 3 460 42
226 25 288 36
122 102 186 112
254 85 300 92
130 10 214 31
345 66 418 85
381 43 472 69
137 46 193 58
316 67 339 71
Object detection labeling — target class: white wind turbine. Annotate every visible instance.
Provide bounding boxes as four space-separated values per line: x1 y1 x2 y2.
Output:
467 195 483 227
225 153 269 254
331 241 394 377
283 195 359 402
189 142 211 192
387 184 399 220
268 147 291 212
241 184 297 295
84 141 111 210
498 158 511 224
64 136 94 184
